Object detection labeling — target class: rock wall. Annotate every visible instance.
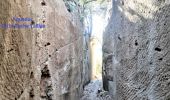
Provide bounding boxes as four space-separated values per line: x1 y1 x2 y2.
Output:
103 0 170 100
83 29 91 86
0 0 32 100
0 0 89 100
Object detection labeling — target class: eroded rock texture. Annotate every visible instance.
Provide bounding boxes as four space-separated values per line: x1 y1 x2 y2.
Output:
103 0 170 100
0 0 32 100
0 0 89 100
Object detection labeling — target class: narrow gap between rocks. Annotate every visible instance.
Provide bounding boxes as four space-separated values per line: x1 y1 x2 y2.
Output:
1 0 170 100
80 0 113 100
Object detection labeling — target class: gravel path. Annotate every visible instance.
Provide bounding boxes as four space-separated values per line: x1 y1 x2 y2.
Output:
81 80 112 100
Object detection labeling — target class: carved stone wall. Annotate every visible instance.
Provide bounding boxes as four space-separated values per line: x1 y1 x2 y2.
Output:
103 0 170 99
0 0 89 100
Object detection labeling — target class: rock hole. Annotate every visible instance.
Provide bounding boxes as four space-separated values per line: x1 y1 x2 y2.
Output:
30 72 34 78
47 42 50 45
49 55 51 57
138 87 141 90
27 52 29 56
98 89 102 94
7 48 14 52
118 36 121 41
43 20 45 23
40 65 53 100
29 88 34 98
155 47 162 52
41 1 46 6
31 20 35 25
149 62 153 65
41 65 51 78
45 42 51 47
158 58 163 61
135 40 138 46
67 8 71 12
41 95 46 98
146 40 149 45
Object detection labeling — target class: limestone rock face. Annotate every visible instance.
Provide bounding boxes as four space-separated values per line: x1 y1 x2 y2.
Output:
103 0 170 100
0 0 89 100
0 0 32 100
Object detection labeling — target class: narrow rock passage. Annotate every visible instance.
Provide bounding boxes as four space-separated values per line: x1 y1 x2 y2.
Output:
81 80 112 100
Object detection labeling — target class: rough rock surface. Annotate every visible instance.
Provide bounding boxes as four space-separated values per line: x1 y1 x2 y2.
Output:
81 80 112 100
103 0 170 100
0 0 90 100
0 0 32 100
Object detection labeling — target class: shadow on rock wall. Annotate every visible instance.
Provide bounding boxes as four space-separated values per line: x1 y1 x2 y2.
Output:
103 0 170 100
